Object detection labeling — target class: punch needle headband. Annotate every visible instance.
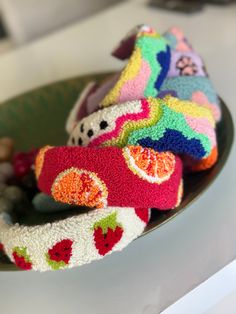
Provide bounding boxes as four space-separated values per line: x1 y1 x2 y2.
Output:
0 207 150 271
68 96 217 172
36 145 183 210
66 25 221 135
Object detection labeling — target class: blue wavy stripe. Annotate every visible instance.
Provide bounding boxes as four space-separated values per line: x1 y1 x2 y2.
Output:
155 45 171 90
137 129 206 160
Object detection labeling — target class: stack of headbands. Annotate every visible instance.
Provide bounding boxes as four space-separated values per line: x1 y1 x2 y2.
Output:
0 25 220 271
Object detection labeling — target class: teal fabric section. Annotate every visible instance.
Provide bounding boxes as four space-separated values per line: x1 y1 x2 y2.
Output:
159 76 219 105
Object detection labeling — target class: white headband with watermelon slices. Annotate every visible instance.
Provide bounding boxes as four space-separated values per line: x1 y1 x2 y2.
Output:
0 207 149 271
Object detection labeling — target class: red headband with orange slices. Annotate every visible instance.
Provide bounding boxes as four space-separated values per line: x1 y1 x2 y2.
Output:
36 145 183 210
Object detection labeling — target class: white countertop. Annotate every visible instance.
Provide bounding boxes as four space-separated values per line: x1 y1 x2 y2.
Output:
0 1 236 313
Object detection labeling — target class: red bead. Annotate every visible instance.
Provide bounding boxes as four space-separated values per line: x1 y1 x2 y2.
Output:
13 148 39 178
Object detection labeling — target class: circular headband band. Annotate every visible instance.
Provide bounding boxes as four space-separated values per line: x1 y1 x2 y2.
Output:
36 145 183 210
0 207 149 271
68 96 217 171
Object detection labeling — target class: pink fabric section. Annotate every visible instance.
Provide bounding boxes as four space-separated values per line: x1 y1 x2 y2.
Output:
118 60 151 103
89 99 151 147
86 74 119 114
191 91 221 121
170 27 192 52
185 116 216 147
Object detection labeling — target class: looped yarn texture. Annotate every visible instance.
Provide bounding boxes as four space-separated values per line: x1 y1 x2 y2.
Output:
68 96 217 171
36 145 183 210
162 26 221 122
0 24 221 272
100 24 171 108
0 207 150 271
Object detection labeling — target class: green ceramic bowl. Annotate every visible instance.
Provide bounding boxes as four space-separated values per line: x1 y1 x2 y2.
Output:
0 72 234 271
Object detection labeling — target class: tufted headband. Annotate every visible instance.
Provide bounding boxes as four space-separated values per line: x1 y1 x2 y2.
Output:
36 145 183 210
68 96 217 171
0 206 150 271
65 25 221 135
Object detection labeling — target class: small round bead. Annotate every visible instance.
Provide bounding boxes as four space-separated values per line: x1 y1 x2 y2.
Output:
0 144 13 162
0 137 14 149
0 197 14 213
14 161 29 178
3 186 26 205
0 162 14 180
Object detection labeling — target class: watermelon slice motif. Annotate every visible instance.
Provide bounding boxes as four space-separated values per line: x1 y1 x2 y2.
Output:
12 247 32 270
46 239 73 270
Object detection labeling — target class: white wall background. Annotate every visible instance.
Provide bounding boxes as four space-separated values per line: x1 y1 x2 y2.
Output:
0 0 123 44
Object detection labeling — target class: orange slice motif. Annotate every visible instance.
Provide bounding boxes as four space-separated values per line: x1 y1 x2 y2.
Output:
123 146 176 184
35 145 53 179
51 168 108 209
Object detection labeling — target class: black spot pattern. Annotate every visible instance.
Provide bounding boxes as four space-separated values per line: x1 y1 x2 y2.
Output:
100 120 108 130
78 138 83 145
87 129 94 138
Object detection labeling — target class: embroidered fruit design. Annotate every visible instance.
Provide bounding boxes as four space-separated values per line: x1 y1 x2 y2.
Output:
35 145 52 179
51 167 108 208
134 208 150 224
12 247 32 270
93 212 124 256
46 239 73 270
123 146 175 184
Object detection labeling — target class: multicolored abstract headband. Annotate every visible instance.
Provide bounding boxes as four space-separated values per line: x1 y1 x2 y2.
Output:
66 25 221 136
68 96 217 171
36 145 183 210
0 206 150 271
